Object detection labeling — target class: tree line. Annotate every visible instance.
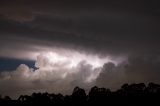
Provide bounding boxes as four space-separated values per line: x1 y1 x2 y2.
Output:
0 82 160 105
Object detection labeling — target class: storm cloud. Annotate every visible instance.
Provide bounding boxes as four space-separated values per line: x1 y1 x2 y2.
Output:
0 0 160 98
96 54 160 89
0 0 160 57
0 52 113 98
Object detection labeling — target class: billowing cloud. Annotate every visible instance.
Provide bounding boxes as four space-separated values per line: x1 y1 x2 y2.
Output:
0 51 121 99
1 52 160 99
96 54 160 90
0 0 160 100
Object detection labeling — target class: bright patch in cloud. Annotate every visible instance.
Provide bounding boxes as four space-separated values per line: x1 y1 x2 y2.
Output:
0 49 124 99
33 51 114 82
35 51 112 69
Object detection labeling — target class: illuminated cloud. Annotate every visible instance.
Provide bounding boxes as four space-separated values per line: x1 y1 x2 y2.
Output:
0 50 122 98
0 0 160 99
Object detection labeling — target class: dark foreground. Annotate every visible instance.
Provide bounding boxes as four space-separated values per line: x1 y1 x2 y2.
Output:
1 82 160 106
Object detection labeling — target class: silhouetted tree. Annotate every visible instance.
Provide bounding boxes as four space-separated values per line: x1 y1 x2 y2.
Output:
72 86 86 104
147 82 160 93
0 95 1 101
1 82 160 105
4 96 11 101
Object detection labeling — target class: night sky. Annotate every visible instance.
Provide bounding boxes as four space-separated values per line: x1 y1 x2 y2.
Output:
0 0 160 98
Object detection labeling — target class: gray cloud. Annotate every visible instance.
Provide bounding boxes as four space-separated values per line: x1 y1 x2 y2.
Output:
0 0 160 99
96 54 160 90
0 0 160 57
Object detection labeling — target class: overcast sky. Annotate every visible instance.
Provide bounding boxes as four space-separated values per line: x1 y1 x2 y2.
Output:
0 0 160 99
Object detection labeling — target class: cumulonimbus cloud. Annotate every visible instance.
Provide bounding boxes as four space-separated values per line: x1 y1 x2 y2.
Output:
0 52 160 99
0 51 119 99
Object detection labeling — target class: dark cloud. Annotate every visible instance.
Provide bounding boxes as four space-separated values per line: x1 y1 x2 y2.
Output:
0 0 160 98
0 0 160 56
96 54 160 89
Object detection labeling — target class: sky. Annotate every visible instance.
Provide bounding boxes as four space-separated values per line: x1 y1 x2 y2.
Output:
0 0 160 99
